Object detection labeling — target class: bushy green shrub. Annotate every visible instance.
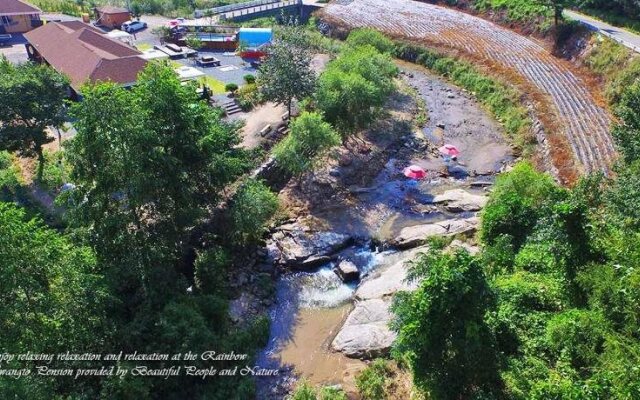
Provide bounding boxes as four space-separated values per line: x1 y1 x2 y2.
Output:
355 359 389 400
493 272 566 313
346 28 394 54
481 163 564 249
236 83 263 112
40 150 70 191
243 74 256 84
229 179 279 246
546 309 607 371
272 111 340 176
225 83 239 93
290 381 349 400
291 381 317 400
316 45 397 136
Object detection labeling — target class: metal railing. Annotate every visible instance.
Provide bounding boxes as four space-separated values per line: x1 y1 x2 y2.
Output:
195 0 281 17
220 0 301 19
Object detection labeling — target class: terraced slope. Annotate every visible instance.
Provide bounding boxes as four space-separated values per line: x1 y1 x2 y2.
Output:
321 0 615 175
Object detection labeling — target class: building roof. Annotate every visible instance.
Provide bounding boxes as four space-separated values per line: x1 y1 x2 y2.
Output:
95 5 130 14
24 21 147 91
0 0 41 15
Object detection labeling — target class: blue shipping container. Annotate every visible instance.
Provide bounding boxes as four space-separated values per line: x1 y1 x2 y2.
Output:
238 28 273 48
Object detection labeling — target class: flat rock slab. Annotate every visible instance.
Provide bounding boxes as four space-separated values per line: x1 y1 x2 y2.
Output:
269 225 353 270
392 217 479 249
355 246 428 300
331 299 397 359
432 189 488 212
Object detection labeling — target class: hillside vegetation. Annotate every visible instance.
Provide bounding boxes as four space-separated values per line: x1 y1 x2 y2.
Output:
287 27 640 400
431 0 640 34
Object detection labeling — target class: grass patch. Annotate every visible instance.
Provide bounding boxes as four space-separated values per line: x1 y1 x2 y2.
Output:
397 79 429 128
199 76 227 94
471 0 553 33
393 42 534 153
136 43 152 51
475 0 551 22
584 36 640 106
33 0 84 16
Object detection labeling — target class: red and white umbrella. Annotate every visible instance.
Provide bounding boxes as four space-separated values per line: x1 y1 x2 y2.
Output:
403 165 427 180
439 144 460 157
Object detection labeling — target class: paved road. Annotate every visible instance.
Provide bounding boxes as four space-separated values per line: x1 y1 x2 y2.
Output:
564 9 640 53
322 0 615 180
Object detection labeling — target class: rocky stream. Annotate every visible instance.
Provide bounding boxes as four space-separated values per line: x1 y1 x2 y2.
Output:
250 63 515 398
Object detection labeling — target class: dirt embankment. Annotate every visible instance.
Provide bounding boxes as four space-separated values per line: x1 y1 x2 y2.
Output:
319 0 616 184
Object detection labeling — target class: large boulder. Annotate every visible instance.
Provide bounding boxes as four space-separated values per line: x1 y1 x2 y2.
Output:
268 224 353 270
391 217 479 249
355 254 421 300
432 189 488 212
331 299 396 359
335 260 360 283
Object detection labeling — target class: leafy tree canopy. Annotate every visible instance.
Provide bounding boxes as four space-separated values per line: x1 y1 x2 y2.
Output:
0 57 69 180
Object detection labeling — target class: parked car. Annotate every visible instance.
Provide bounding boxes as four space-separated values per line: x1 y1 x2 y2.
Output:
121 21 147 33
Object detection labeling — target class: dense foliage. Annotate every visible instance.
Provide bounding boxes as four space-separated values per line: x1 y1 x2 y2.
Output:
273 111 340 176
0 62 276 399
0 203 110 398
258 25 317 116
391 160 640 399
316 34 398 137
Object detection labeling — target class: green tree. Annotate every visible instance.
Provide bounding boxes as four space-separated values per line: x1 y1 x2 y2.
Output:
481 162 565 250
258 26 316 115
67 63 244 303
0 57 69 181
316 45 397 137
316 69 382 137
273 111 340 176
0 202 110 398
229 179 279 247
391 249 500 399
65 60 254 399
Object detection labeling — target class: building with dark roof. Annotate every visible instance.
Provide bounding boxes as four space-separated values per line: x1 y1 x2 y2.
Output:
94 5 130 29
0 0 42 33
24 21 148 95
